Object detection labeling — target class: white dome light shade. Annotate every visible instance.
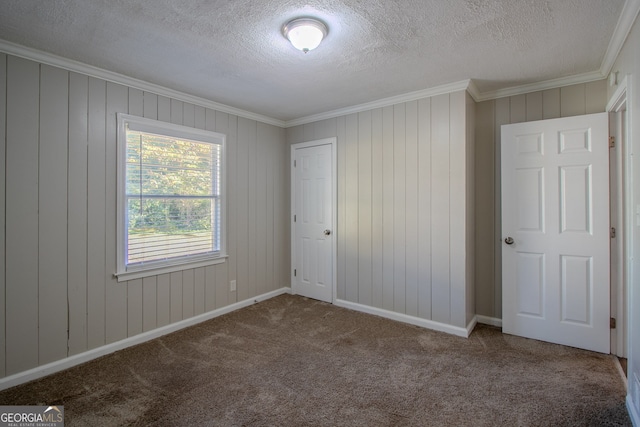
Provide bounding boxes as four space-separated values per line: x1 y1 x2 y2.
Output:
283 18 328 53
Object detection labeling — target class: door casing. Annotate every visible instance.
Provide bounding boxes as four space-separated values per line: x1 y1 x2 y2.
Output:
290 137 338 303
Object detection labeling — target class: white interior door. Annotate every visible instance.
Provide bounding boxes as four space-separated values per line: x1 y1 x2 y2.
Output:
501 112 610 353
292 140 335 303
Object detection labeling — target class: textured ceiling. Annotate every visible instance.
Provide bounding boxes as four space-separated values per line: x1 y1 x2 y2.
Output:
0 0 627 121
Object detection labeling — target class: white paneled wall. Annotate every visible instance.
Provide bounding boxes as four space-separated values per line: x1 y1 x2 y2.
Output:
0 54 288 378
287 91 475 330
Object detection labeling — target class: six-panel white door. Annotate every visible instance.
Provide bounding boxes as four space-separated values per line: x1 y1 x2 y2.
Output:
292 142 334 303
501 112 610 353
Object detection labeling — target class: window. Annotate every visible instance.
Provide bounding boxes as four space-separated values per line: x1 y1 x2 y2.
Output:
116 114 226 281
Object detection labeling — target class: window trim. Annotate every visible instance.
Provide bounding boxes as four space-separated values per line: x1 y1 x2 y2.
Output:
115 113 227 282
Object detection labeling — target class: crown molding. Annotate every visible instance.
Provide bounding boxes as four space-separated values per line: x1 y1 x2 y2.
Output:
601 0 640 77
0 39 286 128
284 79 473 127
473 71 606 102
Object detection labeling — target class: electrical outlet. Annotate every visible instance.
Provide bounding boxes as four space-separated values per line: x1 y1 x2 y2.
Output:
230 280 236 292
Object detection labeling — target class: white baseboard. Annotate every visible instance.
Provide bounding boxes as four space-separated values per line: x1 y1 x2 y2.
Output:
476 315 503 328
628 394 640 427
334 299 473 338
0 287 291 391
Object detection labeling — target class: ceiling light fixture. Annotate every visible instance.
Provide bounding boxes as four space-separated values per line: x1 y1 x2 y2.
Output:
282 18 328 53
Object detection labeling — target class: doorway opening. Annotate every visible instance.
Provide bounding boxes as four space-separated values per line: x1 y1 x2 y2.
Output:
608 75 630 360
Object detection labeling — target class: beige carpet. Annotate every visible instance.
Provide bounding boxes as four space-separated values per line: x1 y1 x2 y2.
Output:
0 294 631 426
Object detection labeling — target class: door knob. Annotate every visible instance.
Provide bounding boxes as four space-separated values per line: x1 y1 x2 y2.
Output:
324 229 331 236
504 237 514 245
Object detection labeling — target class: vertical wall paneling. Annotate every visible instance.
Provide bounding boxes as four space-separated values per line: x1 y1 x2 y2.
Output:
336 116 347 300
465 92 476 324
126 279 143 336
204 265 216 312
142 277 157 332
38 65 69 365
344 114 359 302
371 109 384 309
303 123 315 141
393 104 407 314
236 117 250 302
0 54 6 376
182 269 195 319
156 274 171 328
263 124 276 294
404 101 419 317
214 263 229 310
585 80 607 114
417 98 432 319
357 111 373 306
67 72 89 356
143 90 158 121
247 119 258 300
157 95 171 122
256 123 268 296
194 268 205 316
105 82 129 344
216 112 232 308
86 77 107 350
128 88 143 116
0 53 291 380
170 271 183 322
5 56 40 374
542 88 561 119
170 99 183 125
525 92 543 121
143 92 158 119
228 114 239 304
430 94 451 323
277 127 287 289
204 108 215 132
381 106 395 311
182 103 195 128
474 100 496 317
449 91 467 328
509 94 526 123
560 84 586 117
314 118 337 140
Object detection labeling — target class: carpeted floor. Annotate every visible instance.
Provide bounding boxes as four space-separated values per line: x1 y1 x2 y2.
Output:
0 294 631 426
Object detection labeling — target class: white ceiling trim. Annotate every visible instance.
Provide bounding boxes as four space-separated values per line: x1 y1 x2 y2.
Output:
473 71 606 103
0 39 286 128
284 80 473 128
601 0 640 77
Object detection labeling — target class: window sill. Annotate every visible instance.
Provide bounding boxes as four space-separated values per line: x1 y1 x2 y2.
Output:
114 255 228 282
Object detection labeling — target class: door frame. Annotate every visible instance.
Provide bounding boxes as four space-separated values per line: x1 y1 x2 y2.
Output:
607 75 632 358
290 137 338 303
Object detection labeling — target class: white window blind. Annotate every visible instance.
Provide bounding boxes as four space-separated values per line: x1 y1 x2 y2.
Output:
116 114 226 281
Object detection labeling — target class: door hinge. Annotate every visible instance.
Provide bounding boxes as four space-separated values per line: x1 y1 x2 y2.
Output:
294 159 297 167
611 227 616 238
294 269 297 277
609 136 615 148
610 317 616 329
294 214 296 222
